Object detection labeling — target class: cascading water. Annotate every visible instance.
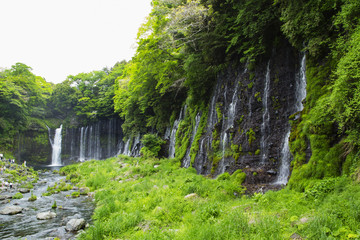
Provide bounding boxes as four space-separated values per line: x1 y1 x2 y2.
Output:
182 112 201 168
275 54 307 185
122 139 131 156
50 125 63 166
131 134 141 157
217 80 240 174
168 106 185 159
79 127 85 162
260 62 271 164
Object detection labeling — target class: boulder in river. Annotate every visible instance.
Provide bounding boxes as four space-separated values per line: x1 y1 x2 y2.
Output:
79 187 90 195
0 205 23 215
37 211 57 220
66 218 86 232
19 188 30 193
0 195 12 200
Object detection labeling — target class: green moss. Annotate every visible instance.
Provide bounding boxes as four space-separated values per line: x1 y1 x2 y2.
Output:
71 191 80 198
247 81 254 89
246 128 256 146
255 92 261 102
215 103 222 122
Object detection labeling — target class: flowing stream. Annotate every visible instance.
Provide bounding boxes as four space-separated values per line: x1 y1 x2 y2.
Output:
275 54 307 185
0 169 94 240
260 62 271 164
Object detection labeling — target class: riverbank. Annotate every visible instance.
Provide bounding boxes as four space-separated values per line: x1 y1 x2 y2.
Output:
0 162 94 240
59 155 360 239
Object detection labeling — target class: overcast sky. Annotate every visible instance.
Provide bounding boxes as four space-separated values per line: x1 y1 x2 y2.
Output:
0 0 152 83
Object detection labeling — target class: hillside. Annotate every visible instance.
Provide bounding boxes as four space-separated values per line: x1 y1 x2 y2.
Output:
0 0 360 215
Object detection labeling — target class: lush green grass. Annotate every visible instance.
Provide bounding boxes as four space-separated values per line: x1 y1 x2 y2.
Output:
59 156 360 239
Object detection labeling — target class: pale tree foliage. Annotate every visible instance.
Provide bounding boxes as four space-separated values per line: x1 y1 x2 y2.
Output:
137 0 210 50
165 0 210 49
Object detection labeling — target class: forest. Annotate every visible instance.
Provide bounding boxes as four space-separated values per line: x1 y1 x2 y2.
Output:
1 0 360 239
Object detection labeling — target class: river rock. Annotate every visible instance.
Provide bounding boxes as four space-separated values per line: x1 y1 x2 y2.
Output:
66 218 86 232
0 205 23 215
0 195 12 200
19 188 30 193
0 200 10 204
79 187 90 195
37 211 57 220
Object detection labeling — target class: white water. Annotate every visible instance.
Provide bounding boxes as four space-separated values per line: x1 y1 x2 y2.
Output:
123 139 131 156
275 54 307 185
169 106 185 158
79 127 85 162
50 125 63 166
260 62 271 163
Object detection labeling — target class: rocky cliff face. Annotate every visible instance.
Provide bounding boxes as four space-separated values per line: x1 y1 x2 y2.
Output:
14 41 308 187
189 41 307 184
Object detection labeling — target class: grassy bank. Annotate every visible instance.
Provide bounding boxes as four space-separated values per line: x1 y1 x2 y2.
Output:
60 156 360 239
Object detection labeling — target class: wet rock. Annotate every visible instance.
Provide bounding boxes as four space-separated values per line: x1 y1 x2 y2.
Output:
80 187 90 195
48 226 66 239
66 218 86 232
19 188 30 193
267 169 277 175
0 200 10 204
87 192 95 198
37 211 57 220
0 195 12 200
0 205 23 215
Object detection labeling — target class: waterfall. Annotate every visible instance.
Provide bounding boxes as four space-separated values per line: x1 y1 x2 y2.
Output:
50 125 63 166
79 127 85 162
296 54 307 112
217 80 240 174
182 112 201 168
123 139 131 156
260 62 271 163
168 106 185 159
131 134 141 157
164 127 171 140
275 54 307 185
95 122 101 160
194 77 222 174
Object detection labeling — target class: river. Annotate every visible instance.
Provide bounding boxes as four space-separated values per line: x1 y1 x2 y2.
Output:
0 167 94 240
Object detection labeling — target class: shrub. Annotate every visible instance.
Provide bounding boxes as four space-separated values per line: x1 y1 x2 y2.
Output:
140 134 166 158
12 192 23 199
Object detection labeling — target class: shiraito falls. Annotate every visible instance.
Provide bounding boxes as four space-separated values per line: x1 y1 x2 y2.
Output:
42 49 308 187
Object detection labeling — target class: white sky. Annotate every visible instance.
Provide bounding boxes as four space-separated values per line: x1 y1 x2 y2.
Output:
0 0 152 83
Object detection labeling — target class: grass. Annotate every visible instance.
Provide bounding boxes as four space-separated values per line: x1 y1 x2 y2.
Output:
58 155 360 239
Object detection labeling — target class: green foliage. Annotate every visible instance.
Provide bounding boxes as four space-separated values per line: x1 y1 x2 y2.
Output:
28 191 37 202
12 192 23 199
52 200 57 208
0 62 52 150
140 134 166 158
57 155 360 240
71 191 80 198
246 128 256 146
